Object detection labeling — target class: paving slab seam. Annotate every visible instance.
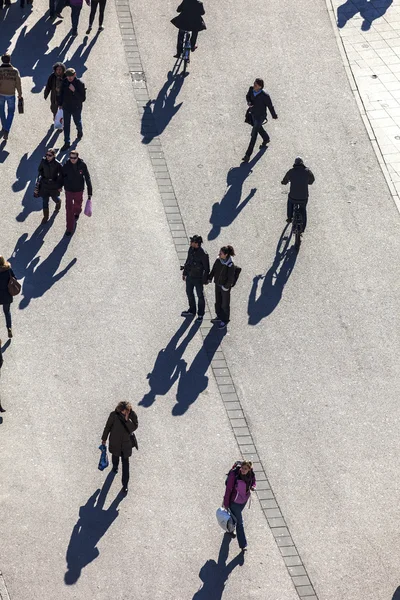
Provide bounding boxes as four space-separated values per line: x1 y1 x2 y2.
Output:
324 0 400 215
115 2 320 597
0 573 11 600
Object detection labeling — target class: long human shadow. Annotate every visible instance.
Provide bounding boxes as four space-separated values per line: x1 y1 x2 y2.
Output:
139 319 201 408
173 325 226 416
0 1 32 54
141 69 185 144
13 126 60 222
19 236 76 308
192 534 244 599
9 223 55 280
207 150 265 241
64 472 125 585
337 0 393 30
0 140 10 164
247 224 297 326
64 32 100 79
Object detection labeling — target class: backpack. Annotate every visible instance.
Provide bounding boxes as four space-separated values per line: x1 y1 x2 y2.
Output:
232 265 241 287
225 461 242 486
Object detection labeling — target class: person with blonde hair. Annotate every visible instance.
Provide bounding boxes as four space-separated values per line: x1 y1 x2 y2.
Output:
223 461 256 551
0 256 15 338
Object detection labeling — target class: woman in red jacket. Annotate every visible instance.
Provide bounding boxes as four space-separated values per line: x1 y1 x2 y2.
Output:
223 461 256 551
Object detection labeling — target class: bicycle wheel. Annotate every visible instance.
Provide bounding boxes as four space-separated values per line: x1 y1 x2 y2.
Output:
295 228 301 250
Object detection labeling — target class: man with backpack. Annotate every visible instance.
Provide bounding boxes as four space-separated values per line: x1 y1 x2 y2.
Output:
223 461 256 551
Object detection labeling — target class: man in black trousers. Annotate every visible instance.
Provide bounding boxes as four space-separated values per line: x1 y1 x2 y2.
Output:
242 78 278 163
181 235 210 323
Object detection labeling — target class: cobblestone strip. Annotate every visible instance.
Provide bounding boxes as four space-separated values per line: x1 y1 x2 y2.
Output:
0 573 11 600
325 0 400 215
115 1 318 597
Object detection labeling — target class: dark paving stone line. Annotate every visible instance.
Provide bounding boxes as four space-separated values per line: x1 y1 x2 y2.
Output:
114 2 319 598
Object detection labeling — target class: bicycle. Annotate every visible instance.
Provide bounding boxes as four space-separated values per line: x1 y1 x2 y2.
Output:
181 30 191 73
291 201 306 251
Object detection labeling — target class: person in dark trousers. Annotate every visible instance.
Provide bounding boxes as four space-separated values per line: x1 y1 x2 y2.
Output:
171 0 206 58
55 0 90 35
36 148 63 223
0 53 23 141
101 401 138 494
61 150 92 236
281 157 315 230
223 461 256 551
0 340 4 413
209 245 235 330
181 235 210 323
58 68 86 151
242 78 277 163
86 0 106 33
0 256 16 339
44 62 65 117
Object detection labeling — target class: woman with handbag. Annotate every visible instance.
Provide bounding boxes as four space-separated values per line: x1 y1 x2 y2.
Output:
0 256 17 339
223 461 256 551
101 401 138 494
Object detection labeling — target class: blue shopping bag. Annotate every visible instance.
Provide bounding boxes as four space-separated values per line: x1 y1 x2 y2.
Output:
98 444 109 471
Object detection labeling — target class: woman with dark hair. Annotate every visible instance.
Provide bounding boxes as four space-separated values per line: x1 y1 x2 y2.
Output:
209 245 235 330
44 62 66 118
223 461 256 551
101 401 138 494
0 256 15 339
171 0 206 58
36 147 63 223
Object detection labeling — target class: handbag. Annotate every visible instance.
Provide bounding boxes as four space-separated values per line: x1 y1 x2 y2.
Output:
8 273 21 296
84 197 92 217
216 507 236 533
245 107 253 126
98 444 109 471
18 98 24 114
54 108 63 130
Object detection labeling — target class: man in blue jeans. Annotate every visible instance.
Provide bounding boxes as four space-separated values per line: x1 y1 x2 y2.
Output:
58 68 86 151
0 53 23 142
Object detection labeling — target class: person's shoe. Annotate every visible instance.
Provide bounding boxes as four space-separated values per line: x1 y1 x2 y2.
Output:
112 467 118 474
41 208 49 224
55 11 63 17
3 130 8 141
55 200 61 212
86 25 92 34
7 328 12 339
211 318 220 324
181 310 195 317
0 129 4 138
191 45 198 51
286 218 292 223
65 230 72 236
259 141 269 149
77 131 83 139
174 53 180 58
122 486 128 494
0 405 5 413
241 155 250 163
74 214 79 220
218 321 227 330
196 315 203 322
98 25 104 31
241 546 248 552
229 531 237 538
61 142 70 151
71 29 78 36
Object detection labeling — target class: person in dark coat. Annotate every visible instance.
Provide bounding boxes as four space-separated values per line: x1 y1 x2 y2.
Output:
281 157 315 230
0 257 16 339
223 461 256 551
0 338 5 412
209 245 235 330
61 150 92 236
171 0 206 57
242 78 278 163
101 401 138 493
58 68 86 151
181 234 210 322
44 62 65 117
35 148 63 224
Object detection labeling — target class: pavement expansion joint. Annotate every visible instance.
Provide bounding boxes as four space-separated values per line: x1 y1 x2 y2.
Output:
114 1 319 598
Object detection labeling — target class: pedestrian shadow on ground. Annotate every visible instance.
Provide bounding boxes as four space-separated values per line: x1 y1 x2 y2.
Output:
192 534 244 599
19 236 76 308
9 223 56 279
0 1 32 53
247 224 297 326
64 32 100 79
64 472 125 585
207 150 265 241
173 325 226 416
337 0 393 31
0 140 10 164
141 70 185 144
1 340 11 354
13 126 61 222
139 319 201 408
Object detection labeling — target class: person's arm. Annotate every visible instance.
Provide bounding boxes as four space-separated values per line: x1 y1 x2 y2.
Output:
246 87 253 106
15 69 22 98
225 264 235 289
182 249 190 278
0 346 3 370
44 75 52 100
129 410 138 432
199 1 205 15
101 412 114 443
223 472 235 509
250 471 256 491
308 169 315 185
281 170 290 185
56 163 64 189
208 259 216 282
202 251 210 283
265 92 277 119
37 160 44 180
83 163 93 196
58 82 64 107
75 80 86 103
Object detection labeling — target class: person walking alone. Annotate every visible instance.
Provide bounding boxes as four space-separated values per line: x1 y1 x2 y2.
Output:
101 401 138 494
223 461 256 551
242 78 277 163
0 53 23 142
171 0 206 58
181 235 210 323
86 0 106 33
281 157 315 230
0 256 16 339
58 68 86 151
0 339 5 413
36 148 63 223
55 0 90 36
44 62 65 119
209 245 235 330
61 150 92 236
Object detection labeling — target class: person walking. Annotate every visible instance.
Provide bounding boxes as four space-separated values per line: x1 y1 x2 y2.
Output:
101 401 138 494
171 0 206 58
86 0 106 33
223 461 256 551
0 339 5 413
36 148 63 224
61 150 92 236
58 68 86 151
242 78 277 163
44 62 65 118
281 157 315 230
181 235 210 323
0 257 16 339
0 53 23 142
209 245 235 330
55 0 90 35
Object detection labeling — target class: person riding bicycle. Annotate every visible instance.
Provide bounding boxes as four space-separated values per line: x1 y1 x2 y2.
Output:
281 157 315 231
171 0 206 58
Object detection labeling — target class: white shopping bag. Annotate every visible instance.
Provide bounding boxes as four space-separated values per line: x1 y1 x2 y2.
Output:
216 507 236 533
54 108 63 130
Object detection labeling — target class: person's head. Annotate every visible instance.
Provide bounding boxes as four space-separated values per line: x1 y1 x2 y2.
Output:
294 156 304 166
240 460 252 475
0 256 10 269
190 234 203 249
1 53 11 65
219 245 235 260
53 62 66 77
253 78 264 92
115 401 132 416
45 148 56 162
65 67 76 81
69 150 79 162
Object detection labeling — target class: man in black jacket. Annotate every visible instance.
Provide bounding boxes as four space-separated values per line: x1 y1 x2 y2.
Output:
62 150 92 236
181 234 210 322
58 68 86 151
171 0 206 57
36 147 63 223
281 157 315 230
242 78 278 163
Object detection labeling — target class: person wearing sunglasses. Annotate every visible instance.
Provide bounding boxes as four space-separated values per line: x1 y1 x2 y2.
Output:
61 150 92 236
36 148 63 224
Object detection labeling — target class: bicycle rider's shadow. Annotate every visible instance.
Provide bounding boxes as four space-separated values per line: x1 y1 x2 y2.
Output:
141 70 185 143
247 224 297 325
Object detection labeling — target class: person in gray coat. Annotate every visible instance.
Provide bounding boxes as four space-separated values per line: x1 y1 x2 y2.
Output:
101 401 138 493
